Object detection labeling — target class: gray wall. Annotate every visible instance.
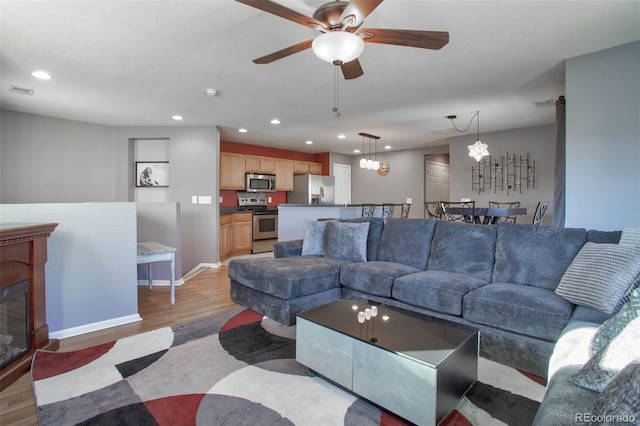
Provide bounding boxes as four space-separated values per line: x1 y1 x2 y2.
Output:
113 125 219 273
449 125 556 223
1 111 220 275
351 125 555 221
565 41 640 230
0 203 138 337
0 110 117 202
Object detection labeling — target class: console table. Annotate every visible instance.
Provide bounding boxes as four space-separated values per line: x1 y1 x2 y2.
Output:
136 242 176 305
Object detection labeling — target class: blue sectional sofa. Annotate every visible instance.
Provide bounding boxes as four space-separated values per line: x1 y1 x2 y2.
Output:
228 218 628 377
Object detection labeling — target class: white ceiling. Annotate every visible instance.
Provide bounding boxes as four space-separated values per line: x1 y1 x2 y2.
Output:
1 1 639 155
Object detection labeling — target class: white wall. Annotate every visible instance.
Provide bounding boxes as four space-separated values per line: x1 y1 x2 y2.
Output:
565 41 640 230
0 203 139 337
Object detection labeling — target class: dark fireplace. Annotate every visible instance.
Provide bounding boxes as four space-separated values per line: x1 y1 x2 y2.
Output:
0 279 29 369
1 222 58 390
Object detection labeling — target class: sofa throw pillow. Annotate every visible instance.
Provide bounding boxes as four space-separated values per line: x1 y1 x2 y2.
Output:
555 242 640 314
570 316 640 392
324 221 370 263
301 220 329 256
620 227 640 246
592 362 640 423
592 288 640 353
341 217 384 261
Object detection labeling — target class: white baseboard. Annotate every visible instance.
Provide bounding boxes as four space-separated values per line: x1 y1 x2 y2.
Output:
49 313 143 340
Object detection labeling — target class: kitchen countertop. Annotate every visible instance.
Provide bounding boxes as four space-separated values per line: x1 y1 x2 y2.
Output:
220 207 279 214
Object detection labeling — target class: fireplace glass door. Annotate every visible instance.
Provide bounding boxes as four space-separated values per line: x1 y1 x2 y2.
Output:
0 280 29 369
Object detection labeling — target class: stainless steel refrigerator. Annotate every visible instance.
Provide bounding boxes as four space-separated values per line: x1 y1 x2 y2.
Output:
288 174 335 204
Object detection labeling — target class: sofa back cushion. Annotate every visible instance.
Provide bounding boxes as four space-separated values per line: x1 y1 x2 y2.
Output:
492 222 587 290
377 218 436 270
341 217 384 261
427 221 498 282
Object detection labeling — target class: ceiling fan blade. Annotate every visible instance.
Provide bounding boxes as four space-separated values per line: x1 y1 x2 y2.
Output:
341 59 364 80
252 39 313 64
359 28 449 50
340 0 384 27
235 0 325 29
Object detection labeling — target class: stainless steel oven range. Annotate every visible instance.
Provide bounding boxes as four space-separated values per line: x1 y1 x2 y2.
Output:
237 192 278 254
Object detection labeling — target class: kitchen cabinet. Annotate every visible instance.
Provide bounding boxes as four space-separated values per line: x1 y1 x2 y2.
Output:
309 162 323 175
220 152 246 189
275 159 294 191
220 212 252 260
245 155 275 174
233 213 253 252
294 161 323 175
219 214 233 259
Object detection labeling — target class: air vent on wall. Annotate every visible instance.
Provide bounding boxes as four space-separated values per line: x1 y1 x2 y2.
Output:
533 99 554 108
9 85 35 96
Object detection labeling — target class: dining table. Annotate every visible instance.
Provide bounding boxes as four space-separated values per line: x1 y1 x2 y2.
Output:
438 206 528 225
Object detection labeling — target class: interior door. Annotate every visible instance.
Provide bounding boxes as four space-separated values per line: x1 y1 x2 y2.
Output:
424 158 450 212
333 163 351 205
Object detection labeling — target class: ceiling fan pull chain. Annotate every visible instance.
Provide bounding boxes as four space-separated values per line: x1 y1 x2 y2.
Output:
333 65 341 117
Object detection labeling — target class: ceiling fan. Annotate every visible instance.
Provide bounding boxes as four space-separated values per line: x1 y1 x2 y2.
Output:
235 0 449 80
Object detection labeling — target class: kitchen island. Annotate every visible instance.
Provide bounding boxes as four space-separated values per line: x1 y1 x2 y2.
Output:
277 204 362 241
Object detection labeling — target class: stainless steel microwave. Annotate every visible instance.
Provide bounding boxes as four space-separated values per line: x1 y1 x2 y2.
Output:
245 173 276 192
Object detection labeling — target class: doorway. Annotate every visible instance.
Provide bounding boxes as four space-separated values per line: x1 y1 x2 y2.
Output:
333 163 351 205
424 155 450 215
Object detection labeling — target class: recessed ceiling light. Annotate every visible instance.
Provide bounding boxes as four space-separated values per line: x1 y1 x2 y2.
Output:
338 134 346 139
31 70 52 80
205 88 218 96
270 119 280 125
305 140 313 145
171 115 183 121
238 128 248 133
384 145 392 150
354 149 361 153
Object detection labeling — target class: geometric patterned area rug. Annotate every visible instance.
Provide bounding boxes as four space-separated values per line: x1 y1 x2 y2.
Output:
32 309 546 426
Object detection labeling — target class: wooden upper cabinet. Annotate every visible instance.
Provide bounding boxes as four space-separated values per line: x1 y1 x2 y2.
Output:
275 159 294 191
294 160 323 175
220 152 246 189
244 155 260 173
246 155 276 175
260 157 275 174
293 161 309 175
309 162 323 175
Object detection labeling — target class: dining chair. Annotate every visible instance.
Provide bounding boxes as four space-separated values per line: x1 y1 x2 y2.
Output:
382 204 395 221
361 204 376 217
532 201 549 226
400 203 411 218
488 201 521 223
440 201 476 223
424 201 443 219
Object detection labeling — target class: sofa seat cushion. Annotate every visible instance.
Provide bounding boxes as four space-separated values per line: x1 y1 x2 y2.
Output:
392 270 489 316
340 261 422 298
427 221 498 282
463 282 573 341
228 256 349 299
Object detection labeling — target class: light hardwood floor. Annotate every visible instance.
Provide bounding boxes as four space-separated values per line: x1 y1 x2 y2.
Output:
0 265 239 426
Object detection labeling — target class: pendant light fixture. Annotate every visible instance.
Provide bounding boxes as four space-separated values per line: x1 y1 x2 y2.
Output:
447 111 490 162
358 132 381 171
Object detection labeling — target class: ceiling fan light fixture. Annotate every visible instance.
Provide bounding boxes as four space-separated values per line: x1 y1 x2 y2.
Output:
312 31 364 65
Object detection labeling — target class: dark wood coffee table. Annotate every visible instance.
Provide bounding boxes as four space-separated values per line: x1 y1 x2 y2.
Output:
296 301 478 425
